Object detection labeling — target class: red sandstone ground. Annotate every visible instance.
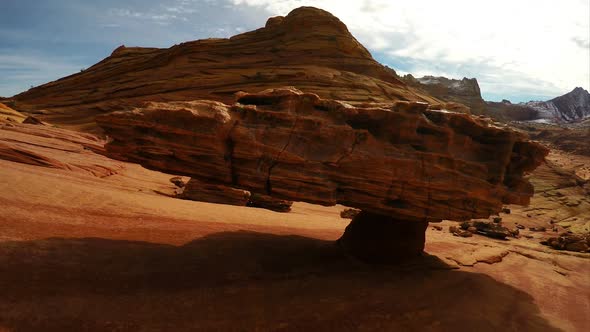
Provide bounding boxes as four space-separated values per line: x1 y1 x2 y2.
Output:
0 118 588 331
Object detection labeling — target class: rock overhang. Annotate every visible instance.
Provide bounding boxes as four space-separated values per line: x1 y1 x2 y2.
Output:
97 87 549 222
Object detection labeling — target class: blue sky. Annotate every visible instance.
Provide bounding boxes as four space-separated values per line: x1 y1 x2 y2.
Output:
1 0 588 102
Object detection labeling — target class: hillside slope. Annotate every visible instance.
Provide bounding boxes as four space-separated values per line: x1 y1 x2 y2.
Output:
10 7 439 132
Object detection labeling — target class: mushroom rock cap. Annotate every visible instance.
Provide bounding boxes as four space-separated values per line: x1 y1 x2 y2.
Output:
97 87 548 222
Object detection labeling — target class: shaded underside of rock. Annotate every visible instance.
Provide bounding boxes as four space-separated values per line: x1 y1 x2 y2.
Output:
337 211 429 263
97 87 548 222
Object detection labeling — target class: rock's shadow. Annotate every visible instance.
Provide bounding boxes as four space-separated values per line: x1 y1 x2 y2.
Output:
0 231 560 331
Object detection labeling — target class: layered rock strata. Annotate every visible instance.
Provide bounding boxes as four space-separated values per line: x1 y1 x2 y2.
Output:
98 87 548 260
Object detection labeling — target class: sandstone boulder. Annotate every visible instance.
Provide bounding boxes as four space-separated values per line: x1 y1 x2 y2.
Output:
97 87 548 261
98 87 547 220
543 234 590 253
461 220 512 239
178 178 292 212
178 178 251 206
247 193 292 213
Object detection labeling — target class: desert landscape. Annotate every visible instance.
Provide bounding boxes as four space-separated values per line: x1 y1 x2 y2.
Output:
0 4 589 332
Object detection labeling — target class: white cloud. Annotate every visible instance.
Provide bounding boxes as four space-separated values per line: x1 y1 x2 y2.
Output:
231 0 590 101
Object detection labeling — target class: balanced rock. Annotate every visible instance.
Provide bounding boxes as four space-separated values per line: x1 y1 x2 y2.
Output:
97 87 548 261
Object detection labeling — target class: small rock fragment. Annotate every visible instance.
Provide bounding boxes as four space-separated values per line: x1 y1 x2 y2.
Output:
457 230 473 237
472 221 512 239
529 226 546 232
170 176 186 188
340 208 361 219
542 233 590 252
23 116 44 125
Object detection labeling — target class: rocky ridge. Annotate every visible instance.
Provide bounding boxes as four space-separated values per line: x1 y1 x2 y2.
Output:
10 7 438 133
525 87 590 122
486 87 590 123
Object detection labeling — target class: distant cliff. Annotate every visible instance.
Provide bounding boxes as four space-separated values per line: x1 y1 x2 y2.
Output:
401 75 487 115
524 87 590 122
486 87 590 123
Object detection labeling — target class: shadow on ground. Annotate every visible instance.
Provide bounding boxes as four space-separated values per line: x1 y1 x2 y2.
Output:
0 231 560 331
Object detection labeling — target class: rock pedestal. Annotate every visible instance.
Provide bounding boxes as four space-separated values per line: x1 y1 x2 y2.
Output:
97 87 548 263
338 211 428 263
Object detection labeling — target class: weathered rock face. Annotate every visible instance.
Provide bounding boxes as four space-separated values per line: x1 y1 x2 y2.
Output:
12 7 438 132
97 87 548 222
